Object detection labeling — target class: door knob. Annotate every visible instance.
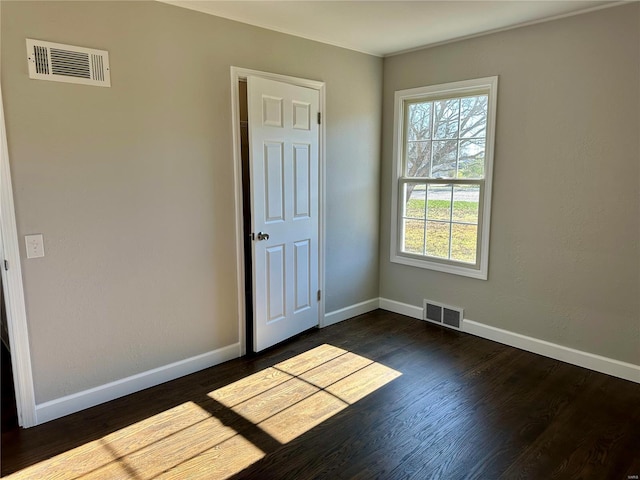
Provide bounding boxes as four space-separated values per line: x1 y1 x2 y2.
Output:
256 232 270 241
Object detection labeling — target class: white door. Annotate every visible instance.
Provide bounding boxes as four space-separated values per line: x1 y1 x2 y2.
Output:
248 75 320 352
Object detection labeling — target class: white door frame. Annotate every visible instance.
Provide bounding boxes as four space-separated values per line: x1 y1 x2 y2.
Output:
0 84 37 427
230 67 326 356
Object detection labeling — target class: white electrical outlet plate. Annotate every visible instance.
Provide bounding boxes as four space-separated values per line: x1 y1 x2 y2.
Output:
25 234 45 259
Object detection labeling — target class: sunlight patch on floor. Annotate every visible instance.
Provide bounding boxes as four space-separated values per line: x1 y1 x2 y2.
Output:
6 344 400 480
152 434 265 480
327 362 403 404
274 343 347 376
209 344 402 444
258 389 348 443
5 401 252 480
210 366 293 408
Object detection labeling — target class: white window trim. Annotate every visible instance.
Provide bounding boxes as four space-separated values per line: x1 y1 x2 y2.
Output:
390 76 498 280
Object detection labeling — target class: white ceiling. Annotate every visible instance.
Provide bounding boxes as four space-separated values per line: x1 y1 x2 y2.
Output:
159 1 619 57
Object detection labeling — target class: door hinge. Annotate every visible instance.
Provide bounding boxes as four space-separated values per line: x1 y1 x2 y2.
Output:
317 112 321 125
3 260 8 271
317 290 321 301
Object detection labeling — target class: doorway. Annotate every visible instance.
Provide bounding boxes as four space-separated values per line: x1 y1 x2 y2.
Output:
232 68 326 355
1 275 18 435
1 84 36 427
238 80 254 353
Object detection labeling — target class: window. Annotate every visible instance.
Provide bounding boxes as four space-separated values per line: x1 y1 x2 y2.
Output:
390 77 498 279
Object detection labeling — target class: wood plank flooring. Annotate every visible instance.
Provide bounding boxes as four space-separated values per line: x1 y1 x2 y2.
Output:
2 310 639 479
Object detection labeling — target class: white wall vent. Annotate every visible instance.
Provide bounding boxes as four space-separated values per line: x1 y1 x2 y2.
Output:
26 39 110 87
423 299 464 330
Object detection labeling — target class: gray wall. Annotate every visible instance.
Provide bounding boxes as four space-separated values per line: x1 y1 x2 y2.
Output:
380 4 640 364
1 1 382 403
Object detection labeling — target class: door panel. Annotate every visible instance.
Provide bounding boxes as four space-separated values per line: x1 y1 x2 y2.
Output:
264 142 285 223
292 101 311 130
262 96 283 127
248 76 320 352
266 244 285 323
294 239 311 313
293 144 311 218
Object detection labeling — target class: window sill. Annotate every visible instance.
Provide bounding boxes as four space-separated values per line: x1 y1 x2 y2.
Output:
390 252 488 280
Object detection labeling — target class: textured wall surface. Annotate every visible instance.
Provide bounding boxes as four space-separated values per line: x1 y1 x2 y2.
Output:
1 1 382 403
380 4 640 364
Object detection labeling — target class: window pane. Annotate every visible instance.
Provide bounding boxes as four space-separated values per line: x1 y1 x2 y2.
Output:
404 183 426 219
460 96 488 139
393 78 496 278
425 221 450 259
407 102 432 141
431 140 457 178
426 184 452 221
403 219 425 255
451 224 477 264
457 139 485 179
406 141 431 177
433 99 460 139
452 185 479 223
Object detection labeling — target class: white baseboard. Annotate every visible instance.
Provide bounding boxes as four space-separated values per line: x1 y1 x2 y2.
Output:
323 298 380 327
463 320 640 384
32 298 640 425
35 343 240 425
379 297 423 320
379 298 639 384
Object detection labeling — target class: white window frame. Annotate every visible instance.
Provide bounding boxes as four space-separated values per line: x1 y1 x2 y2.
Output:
390 76 498 280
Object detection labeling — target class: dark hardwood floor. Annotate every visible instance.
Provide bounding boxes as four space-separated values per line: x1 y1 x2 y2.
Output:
1 310 639 479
